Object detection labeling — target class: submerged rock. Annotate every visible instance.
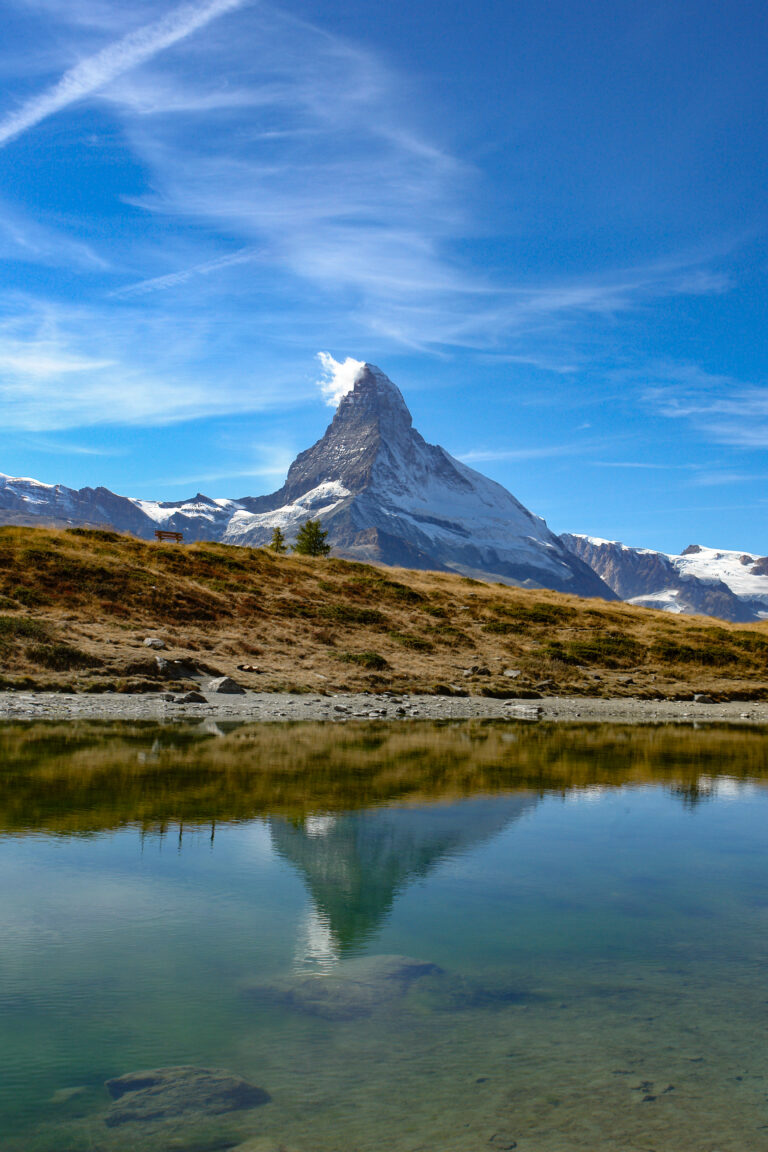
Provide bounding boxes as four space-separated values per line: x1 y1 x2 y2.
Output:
245 954 442 1020
232 1141 299 1152
104 1065 270 1127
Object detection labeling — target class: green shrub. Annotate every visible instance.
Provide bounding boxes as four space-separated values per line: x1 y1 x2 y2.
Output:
427 623 470 643
340 650 389 670
26 643 102 671
8 586 51 607
65 528 122 543
497 601 577 626
423 602 449 618
545 632 645 668
650 640 738 667
388 631 434 652
319 604 387 627
0 615 49 640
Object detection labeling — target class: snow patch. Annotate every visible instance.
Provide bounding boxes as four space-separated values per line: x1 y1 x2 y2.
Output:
224 481 350 544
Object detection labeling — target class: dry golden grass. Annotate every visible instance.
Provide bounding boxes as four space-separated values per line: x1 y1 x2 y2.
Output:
0 524 767 699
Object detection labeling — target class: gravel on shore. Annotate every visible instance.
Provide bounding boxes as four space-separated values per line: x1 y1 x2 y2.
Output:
0 690 767 725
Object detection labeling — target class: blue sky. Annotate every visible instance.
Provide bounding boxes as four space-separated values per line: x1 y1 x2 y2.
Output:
1 0 767 553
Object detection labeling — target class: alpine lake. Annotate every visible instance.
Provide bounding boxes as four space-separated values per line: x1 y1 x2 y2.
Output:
1 717 768 1152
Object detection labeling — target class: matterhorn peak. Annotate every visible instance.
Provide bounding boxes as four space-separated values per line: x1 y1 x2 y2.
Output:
223 364 613 597
332 362 412 436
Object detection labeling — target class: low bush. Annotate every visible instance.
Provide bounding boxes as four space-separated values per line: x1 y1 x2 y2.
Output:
545 632 646 668
0 615 48 640
319 604 387 627
388 630 434 652
650 640 739 667
340 650 390 670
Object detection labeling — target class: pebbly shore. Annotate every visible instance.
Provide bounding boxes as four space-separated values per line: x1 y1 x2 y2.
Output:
1 690 767 725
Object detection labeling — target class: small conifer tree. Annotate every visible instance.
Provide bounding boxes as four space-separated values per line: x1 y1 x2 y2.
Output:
293 519 331 557
268 526 288 554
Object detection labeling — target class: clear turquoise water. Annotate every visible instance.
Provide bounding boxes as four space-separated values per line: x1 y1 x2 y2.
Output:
2 720 768 1151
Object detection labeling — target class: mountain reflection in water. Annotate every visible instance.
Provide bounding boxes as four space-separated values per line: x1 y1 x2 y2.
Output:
2 719 768 1152
270 795 538 962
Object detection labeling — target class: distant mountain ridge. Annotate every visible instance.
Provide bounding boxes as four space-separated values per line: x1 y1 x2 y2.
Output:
560 534 768 622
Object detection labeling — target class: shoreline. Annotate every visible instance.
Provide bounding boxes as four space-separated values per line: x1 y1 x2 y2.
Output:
1 690 767 725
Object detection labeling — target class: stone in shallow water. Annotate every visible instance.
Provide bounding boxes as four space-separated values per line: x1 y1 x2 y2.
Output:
245 954 443 1020
103 1066 270 1127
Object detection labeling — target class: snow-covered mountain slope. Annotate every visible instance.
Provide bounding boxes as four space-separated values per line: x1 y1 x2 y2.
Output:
0 473 242 541
0 365 612 598
561 534 768 622
223 364 613 597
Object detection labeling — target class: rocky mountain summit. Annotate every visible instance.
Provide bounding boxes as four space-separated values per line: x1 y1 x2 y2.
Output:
224 364 611 596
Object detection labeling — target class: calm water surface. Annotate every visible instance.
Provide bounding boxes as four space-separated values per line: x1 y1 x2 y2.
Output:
1 720 768 1151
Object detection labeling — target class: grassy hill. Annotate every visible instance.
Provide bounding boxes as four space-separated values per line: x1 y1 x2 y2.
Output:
0 525 767 700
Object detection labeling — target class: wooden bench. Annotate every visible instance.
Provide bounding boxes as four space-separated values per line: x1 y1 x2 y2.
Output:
154 530 184 543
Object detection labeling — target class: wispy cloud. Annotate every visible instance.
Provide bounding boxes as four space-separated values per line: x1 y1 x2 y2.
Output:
0 298 306 429
0 200 109 270
644 363 768 447
457 444 589 464
0 0 247 147
0 0 740 439
590 460 699 470
152 445 297 487
17 435 122 457
689 470 768 486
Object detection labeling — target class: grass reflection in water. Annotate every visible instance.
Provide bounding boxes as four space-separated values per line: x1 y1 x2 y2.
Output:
2 718 767 834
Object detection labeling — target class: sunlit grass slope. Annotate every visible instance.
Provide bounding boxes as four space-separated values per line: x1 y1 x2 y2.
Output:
0 525 766 699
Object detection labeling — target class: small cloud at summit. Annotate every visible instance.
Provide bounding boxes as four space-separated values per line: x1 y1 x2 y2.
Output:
316 352 364 408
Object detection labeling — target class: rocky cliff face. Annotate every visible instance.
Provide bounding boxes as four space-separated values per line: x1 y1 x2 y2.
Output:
560 534 768 622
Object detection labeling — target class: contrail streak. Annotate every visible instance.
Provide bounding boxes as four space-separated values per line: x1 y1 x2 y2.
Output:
0 0 247 147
